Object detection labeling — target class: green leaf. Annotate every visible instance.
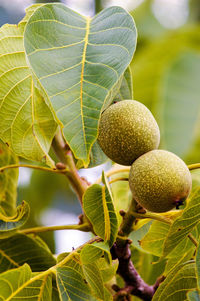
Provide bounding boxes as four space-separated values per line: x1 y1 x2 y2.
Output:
83 172 118 246
0 6 58 167
56 256 97 301
0 201 30 237
163 188 200 257
24 3 137 167
141 221 170 256
113 66 133 102
187 290 200 301
0 141 18 216
0 233 56 273
152 261 197 301
97 258 118 283
0 264 52 300
130 221 152 252
80 241 111 265
82 262 105 300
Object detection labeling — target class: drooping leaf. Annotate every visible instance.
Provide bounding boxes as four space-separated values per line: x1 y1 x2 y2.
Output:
0 201 30 238
82 262 105 300
0 264 52 300
163 188 200 257
0 233 56 273
24 3 137 167
0 141 18 216
80 241 111 265
83 172 118 246
152 261 197 301
0 6 58 167
56 255 97 301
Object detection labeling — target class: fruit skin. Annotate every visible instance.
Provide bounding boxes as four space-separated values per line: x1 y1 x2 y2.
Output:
97 100 160 166
129 150 192 213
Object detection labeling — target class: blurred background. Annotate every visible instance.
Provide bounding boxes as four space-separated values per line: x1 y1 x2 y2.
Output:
1 0 200 254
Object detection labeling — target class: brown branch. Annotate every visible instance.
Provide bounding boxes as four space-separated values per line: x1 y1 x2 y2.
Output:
111 241 160 301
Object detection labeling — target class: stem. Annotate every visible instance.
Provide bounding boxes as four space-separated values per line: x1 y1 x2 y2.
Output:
132 212 172 225
95 0 102 14
96 167 130 184
0 164 68 174
188 163 200 170
109 177 129 185
118 198 137 239
52 131 89 203
20 223 91 235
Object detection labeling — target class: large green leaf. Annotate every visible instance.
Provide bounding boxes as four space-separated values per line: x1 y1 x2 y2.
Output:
163 188 200 257
0 233 56 273
0 201 30 238
56 256 97 301
0 141 18 216
152 261 197 301
0 5 58 167
196 241 200 289
24 4 137 167
83 172 118 246
0 264 52 300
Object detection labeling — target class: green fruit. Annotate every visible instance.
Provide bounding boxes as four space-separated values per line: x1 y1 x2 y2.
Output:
129 150 192 213
97 100 160 166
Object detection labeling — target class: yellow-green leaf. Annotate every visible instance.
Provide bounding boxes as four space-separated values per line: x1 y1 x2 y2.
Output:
24 3 137 167
83 173 118 246
152 262 197 301
0 264 52 300
0 6 58 167
0 141 18 216
0 233 56 273
163 188 200 257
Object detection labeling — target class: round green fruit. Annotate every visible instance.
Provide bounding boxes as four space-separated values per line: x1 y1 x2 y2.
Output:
97 100 160 166
129 150 192 213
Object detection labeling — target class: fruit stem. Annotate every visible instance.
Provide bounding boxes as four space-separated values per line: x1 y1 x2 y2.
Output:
109 177 129 185
95 167 130 184
132 211 172 225
188 163 200 170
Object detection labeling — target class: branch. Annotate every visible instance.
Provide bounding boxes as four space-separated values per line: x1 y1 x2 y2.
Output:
20 223 91 235
52 131 89 203
111 241 157 301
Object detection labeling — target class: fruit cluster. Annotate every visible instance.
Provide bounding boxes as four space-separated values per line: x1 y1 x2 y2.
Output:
98 100 192 213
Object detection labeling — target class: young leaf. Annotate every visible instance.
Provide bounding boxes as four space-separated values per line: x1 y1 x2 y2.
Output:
0 141 18 216
0 233 56 273
163 188 200 257
0 6 58 167
152 261 197 301
24 3 137 167
0 263 52 300
83 172 118 246
0 201 30 237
